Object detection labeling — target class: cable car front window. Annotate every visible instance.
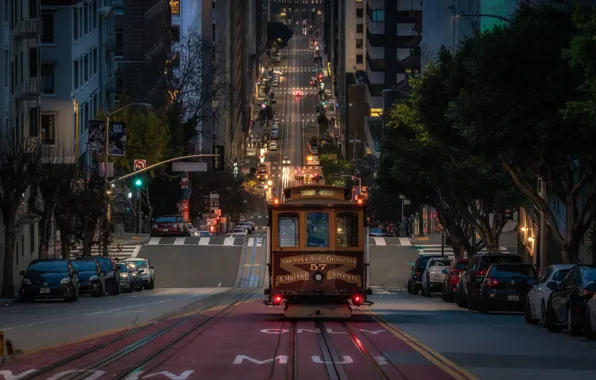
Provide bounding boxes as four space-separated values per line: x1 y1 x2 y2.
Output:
306 212 329 247
278 214 299 247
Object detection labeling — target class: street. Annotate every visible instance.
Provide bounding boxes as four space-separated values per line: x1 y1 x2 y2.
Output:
2 291 596 379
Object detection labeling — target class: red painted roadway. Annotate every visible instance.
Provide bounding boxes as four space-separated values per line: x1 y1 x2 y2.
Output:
0 301 473 380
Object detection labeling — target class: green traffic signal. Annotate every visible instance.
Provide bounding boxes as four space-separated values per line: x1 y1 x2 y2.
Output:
134 178 143 187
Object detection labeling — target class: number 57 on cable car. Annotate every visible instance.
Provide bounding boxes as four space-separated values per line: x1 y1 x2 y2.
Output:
263 184 372 319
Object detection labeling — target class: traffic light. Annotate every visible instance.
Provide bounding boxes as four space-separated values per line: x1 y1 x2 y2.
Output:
213 144 225 170
134 177 143 187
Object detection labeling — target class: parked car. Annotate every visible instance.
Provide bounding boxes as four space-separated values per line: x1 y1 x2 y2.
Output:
72 259 105 297
232 226 249 235
455 253 523 310
441 258 469 302
407 255 443 295
584 296 596 340
227 232 247 238
544 264 596 335
476 263 537 314
124 258 155 289
117 262 144 293
421 257 452 297
19 259 79 302
237 221 255 232
94 256 121 295
152 215 187 237
525 264 574 325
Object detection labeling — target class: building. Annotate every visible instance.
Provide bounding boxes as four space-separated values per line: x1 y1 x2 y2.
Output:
420 0 519 69
213 0 254 164
115 0 171 109
0 0 42 295
40 0 114 165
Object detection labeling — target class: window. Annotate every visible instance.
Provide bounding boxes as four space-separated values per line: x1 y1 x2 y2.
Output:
29 107 39 137
356 24 363 33
41 13 54 43
73 8 79 40
306 212 329 247
92 0 97 29
356 8 363 18
83 4 89 35
92 48 97 75
41 64 54 94
171 27 180 42
29 47 38 77
278 214 299 248
41 115 55 144
336 214 359 248
371 9 385 22
84 54 89 82
74 60 79 89
356 54 363 64
169 0 180 15
356 39 363 49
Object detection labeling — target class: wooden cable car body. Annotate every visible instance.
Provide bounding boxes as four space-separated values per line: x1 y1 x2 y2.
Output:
264 184 372 318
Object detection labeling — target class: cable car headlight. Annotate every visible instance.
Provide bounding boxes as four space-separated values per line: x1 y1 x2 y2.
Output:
313 271 324 284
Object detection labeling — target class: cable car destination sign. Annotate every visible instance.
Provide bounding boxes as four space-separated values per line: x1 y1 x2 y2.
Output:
275 254 361 287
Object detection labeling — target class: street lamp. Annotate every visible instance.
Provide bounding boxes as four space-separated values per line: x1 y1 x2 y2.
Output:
101 102 151 255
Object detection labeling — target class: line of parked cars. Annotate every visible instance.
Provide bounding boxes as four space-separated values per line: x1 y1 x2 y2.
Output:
18 256 156 303
226 221 256 237
407 251 596 340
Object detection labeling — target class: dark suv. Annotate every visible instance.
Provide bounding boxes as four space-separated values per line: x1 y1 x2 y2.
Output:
407 255 443 295
455 253 523 310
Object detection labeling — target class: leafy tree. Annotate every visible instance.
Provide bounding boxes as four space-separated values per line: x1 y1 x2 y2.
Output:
448 4 593 262
0 138 41 297
319 153 351 186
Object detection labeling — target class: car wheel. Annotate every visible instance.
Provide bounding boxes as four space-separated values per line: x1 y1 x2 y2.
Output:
407 280 413 294
441 287 449 302
584 305 596 340
467 287 476 311
422 286 431 297
567 306 581 335
477 297 489 314
545 301 561 332
110 284 121 296
524 299 539 324
147 278 155 290
540 302 547 326
454 286 464 308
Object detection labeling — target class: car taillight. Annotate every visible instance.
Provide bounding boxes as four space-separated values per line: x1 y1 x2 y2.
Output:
484 278 498 287
415 270 421 277
352 294 362 305
478 270 487 276
273 294 283 305
449 274 460 285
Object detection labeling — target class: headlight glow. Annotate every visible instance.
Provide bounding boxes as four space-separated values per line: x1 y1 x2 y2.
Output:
60 277 71 284
89 275 99 281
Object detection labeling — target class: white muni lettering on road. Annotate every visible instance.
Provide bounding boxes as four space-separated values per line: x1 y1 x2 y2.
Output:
360 330 385 335
261 328 290 334
0 370 38 380
47 370 105 380
142 371 194 379
297 328 320 333
326 329 347 334
375 356 390 365
312 356 353 364
122 372 144 380
233 355 289 364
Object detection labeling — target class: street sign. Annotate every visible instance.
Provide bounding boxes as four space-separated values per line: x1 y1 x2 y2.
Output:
404 199 411 205
133 159 146 171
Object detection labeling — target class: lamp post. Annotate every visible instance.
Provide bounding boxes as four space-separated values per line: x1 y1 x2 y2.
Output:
101 102 151 255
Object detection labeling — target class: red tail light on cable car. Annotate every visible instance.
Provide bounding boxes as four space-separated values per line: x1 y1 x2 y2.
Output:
352 294 362 306
273 294 283 305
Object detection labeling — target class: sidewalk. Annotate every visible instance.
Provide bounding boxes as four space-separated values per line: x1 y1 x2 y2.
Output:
111 232 151 245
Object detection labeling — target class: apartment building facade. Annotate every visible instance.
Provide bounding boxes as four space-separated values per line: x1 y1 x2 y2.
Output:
115 0 171 109
0 0 42 295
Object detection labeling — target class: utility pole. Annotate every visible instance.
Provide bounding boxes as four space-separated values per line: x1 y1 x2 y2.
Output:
349 131 360 162
399 194 405 237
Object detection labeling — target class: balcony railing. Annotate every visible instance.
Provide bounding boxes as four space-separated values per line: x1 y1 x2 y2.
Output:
15 77 43 99
13 18 43 38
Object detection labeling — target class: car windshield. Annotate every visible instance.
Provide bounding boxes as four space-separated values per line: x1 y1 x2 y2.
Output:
95 258 113 271
584 267 596 282
553 269 571 281
28 260 69 273
492 265 536 278
129 260 147 269
455 262 468 270
431 260 451 267
72 260 97 271
156 217 177 223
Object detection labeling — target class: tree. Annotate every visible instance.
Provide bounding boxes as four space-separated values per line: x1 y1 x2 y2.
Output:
27 148 77 258
319 153 351 186
448 4 594 262
73 177 107 256
167 30 229 130
0 138 41 297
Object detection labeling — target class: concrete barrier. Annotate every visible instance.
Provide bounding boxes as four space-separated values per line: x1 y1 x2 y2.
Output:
137 244 244 288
